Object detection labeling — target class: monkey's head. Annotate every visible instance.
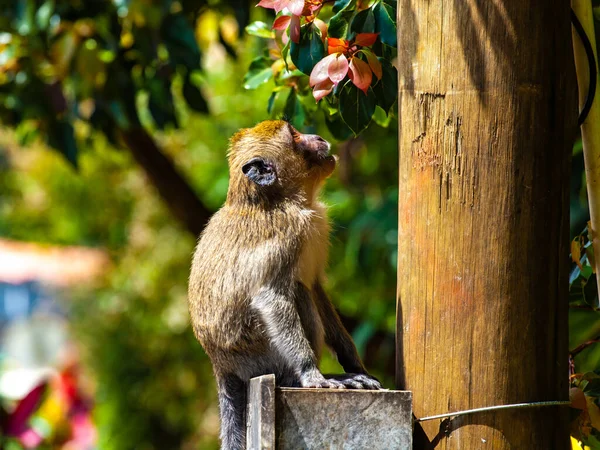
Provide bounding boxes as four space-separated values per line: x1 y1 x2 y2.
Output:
226 120 336 205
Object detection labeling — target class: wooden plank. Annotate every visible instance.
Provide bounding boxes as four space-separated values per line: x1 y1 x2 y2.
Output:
247 374 276 450
395 0 575 448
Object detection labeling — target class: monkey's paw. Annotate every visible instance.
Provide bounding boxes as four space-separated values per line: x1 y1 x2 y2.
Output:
300 371 345 389
339 373 382 390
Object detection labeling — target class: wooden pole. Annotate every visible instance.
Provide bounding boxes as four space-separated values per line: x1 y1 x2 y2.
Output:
395 1 575 448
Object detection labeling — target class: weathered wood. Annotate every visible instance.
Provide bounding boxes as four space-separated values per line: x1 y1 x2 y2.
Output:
247 375 413 449
396 1 575 449
247 375 276 450
276 388 412 449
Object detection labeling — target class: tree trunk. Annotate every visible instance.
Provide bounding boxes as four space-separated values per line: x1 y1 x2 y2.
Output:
121 127 211 237
395 1 575 448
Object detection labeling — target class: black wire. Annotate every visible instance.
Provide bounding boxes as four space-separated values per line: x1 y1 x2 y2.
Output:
571 9 597 126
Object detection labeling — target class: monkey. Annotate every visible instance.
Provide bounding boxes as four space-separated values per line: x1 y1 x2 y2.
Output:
188 120 381 450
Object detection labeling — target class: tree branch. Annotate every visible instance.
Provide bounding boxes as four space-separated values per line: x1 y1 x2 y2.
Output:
570 335 600 358
120 127 211 236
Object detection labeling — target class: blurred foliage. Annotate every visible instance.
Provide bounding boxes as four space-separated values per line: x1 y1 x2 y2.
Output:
570 371 600 449
0 9 398 446
570 223 600 448
0 0 251 164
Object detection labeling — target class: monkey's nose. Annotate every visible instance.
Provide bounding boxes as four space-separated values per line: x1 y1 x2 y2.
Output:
301 134 331 154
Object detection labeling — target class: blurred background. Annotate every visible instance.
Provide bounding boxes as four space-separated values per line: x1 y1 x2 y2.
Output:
0 0 597 449
0 1 398 448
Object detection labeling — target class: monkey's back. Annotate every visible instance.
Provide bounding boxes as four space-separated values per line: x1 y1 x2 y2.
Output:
188 201 330 373
188 204 305 352
188 208 265 357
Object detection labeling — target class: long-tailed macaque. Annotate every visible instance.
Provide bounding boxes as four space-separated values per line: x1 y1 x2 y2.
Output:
188 120 381 450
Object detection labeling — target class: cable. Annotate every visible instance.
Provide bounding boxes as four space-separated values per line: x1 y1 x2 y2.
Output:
571 9 597 126
415 400 571 423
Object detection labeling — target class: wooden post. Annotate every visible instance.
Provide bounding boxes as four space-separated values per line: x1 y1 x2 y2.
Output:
247 374 276 449
246 375 412 449
396 1 575 448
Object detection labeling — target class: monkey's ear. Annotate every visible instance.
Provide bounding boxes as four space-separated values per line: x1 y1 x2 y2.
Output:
242 158 277 186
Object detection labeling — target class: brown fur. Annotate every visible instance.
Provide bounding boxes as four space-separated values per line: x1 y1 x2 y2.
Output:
188 120 380 450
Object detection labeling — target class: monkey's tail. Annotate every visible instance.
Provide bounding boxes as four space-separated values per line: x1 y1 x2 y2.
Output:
217 374 247 450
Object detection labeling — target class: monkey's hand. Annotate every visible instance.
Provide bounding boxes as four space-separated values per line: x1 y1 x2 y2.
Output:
300 370 345 389
335 373 382 390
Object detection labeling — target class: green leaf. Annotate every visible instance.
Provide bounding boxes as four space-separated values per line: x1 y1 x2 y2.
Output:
583 274 600 308
278 68 305 81
183 74 209 113
372 57 398 113
281 40 291 71
243 67 272 89
267 90 277 114
243 56 273 89
266 88 288 117
325 113 354 141
290 24 325 75
284 89 305 129
333 0 355 13
328 10 352 39
47 120 78 168
374 1 397 47
339 80 376 136
245 21 275 39
372 105 391 127
350 8 375 35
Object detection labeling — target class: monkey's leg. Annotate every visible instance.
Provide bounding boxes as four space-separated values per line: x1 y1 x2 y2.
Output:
313 281 382 390
216 374 247 450
251 283 344 389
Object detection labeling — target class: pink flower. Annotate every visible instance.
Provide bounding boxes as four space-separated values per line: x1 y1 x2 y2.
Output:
309 33 381 101
257 0 306 16
348 56 372 94
309 53 349 101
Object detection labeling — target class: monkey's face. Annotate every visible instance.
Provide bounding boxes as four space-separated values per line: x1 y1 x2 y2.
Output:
227 120 336 202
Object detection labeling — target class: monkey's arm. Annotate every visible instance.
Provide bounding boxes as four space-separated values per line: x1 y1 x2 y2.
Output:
251 283 342 389
313 281 382 389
